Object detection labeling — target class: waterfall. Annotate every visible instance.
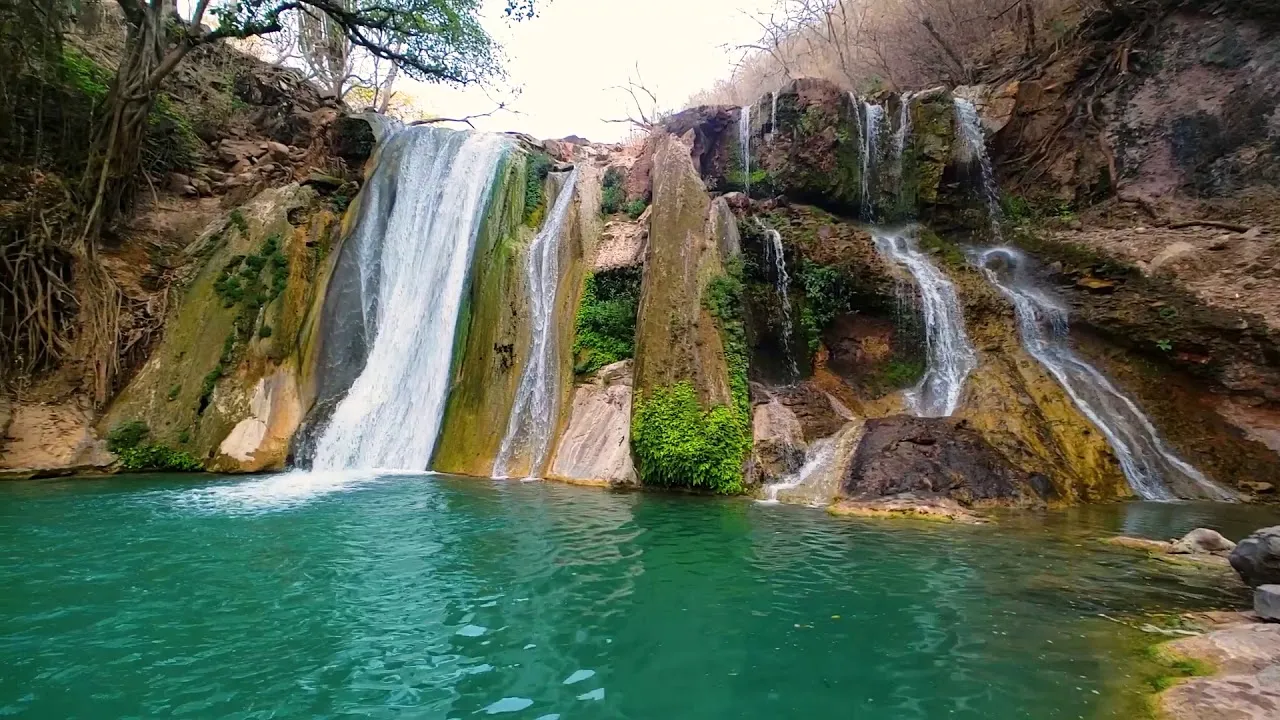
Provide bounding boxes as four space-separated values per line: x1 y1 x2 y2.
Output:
861 100 885 220
493 168 580 479
308 127 509 471
761 436 839 504
872 229 977 417
976 248 1235 502
756 220 799 381
892 92 915 204
739 104 751 196
953 98 1004 243
770 91 778 140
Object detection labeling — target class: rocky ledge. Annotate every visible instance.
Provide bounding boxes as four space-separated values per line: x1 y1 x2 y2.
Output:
1159 613 1280 720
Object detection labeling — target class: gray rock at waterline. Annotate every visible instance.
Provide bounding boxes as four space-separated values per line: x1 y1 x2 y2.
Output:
1255 585 1280 621
1230 526 1280 588
1170 527 1236 555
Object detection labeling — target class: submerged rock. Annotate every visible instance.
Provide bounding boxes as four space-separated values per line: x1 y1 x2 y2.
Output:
1231 527 1280 588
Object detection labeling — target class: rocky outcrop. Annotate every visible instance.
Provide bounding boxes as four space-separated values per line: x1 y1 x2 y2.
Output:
1159 617 1280 720
842 415 1047 506
547 360 637 486
102 183 339 471
750 391 806 484
1231 526 1280 588
630 132 749 492
0 401 113 475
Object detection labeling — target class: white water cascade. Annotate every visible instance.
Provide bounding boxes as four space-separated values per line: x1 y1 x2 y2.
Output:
739 104 752 196
757 220 800 381
860 100 885 219
493 168 580 478
977 248 1235 501
310 127 509 471
760 436 840 504
873 229 978 417
953 98 1005 243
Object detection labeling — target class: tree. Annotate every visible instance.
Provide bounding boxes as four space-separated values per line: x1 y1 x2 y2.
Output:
79 0 537 242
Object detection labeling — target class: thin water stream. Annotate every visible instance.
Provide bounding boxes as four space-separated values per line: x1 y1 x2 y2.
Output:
977 248 1235 501
494 168 580 478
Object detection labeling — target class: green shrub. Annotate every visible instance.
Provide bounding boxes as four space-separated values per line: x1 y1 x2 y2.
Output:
624 198 648 219
258 324 273 338
166 384 181 401
106 420 202 471
600 167 626 215
573 267 641 374
632 383 750 494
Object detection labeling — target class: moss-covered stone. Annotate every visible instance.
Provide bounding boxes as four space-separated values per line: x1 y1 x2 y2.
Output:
101 184 331 471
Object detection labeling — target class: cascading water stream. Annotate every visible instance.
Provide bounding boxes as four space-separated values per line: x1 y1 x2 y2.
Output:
756 220 799 381
760 436 839 504
872 229 977 417
493 168 580 479
953 98 1005 243
770 91 778 140
860 100 885 219
308 127 509 471
976 248 1235 501
892 92 915 204
739 104 751 196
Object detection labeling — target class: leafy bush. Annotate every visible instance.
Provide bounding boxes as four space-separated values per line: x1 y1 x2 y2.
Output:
624 198 648 219
573 268 641 374
600 167 626 215
632 383 750 494
106 420 202 472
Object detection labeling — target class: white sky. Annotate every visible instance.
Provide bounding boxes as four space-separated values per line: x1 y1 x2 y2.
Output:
401 0 777 142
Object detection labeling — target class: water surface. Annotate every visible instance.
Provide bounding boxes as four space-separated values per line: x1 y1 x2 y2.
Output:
0 473 1266 719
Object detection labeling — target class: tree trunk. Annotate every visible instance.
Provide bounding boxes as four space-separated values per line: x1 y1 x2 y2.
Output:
79 7 164 244
377 61 399 114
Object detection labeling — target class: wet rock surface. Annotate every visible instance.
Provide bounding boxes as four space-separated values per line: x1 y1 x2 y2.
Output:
1231 526 1280 588
1160 616 1280 720
841 415 1045 505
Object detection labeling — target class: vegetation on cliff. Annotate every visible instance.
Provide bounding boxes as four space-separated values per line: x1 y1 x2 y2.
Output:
572 268 640 375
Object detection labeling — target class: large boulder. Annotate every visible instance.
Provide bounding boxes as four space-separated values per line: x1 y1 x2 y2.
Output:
842 415 1047 505
1231 526 1280 588
1171 528 1237 555
1256 585 1280 621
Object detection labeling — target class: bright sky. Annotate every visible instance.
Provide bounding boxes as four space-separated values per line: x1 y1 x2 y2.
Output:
402 0 777 142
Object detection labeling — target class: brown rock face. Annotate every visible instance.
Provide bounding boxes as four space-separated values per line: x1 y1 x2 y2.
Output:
843 415 1046 504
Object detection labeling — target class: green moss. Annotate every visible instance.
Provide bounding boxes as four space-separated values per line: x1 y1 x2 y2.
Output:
917 227 965 267
624 198 648 219
523 151 552 225
166 384 181 401
600 167 626 215
229 209 249 236
573 267 640 374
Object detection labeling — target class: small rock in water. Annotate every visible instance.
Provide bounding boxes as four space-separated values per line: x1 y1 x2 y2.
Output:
1170 528 1236 555
457 624 487 637
1254 585 1280 621
577 688 605 701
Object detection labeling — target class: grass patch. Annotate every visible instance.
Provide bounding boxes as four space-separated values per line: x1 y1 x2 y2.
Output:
523 151 552 226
